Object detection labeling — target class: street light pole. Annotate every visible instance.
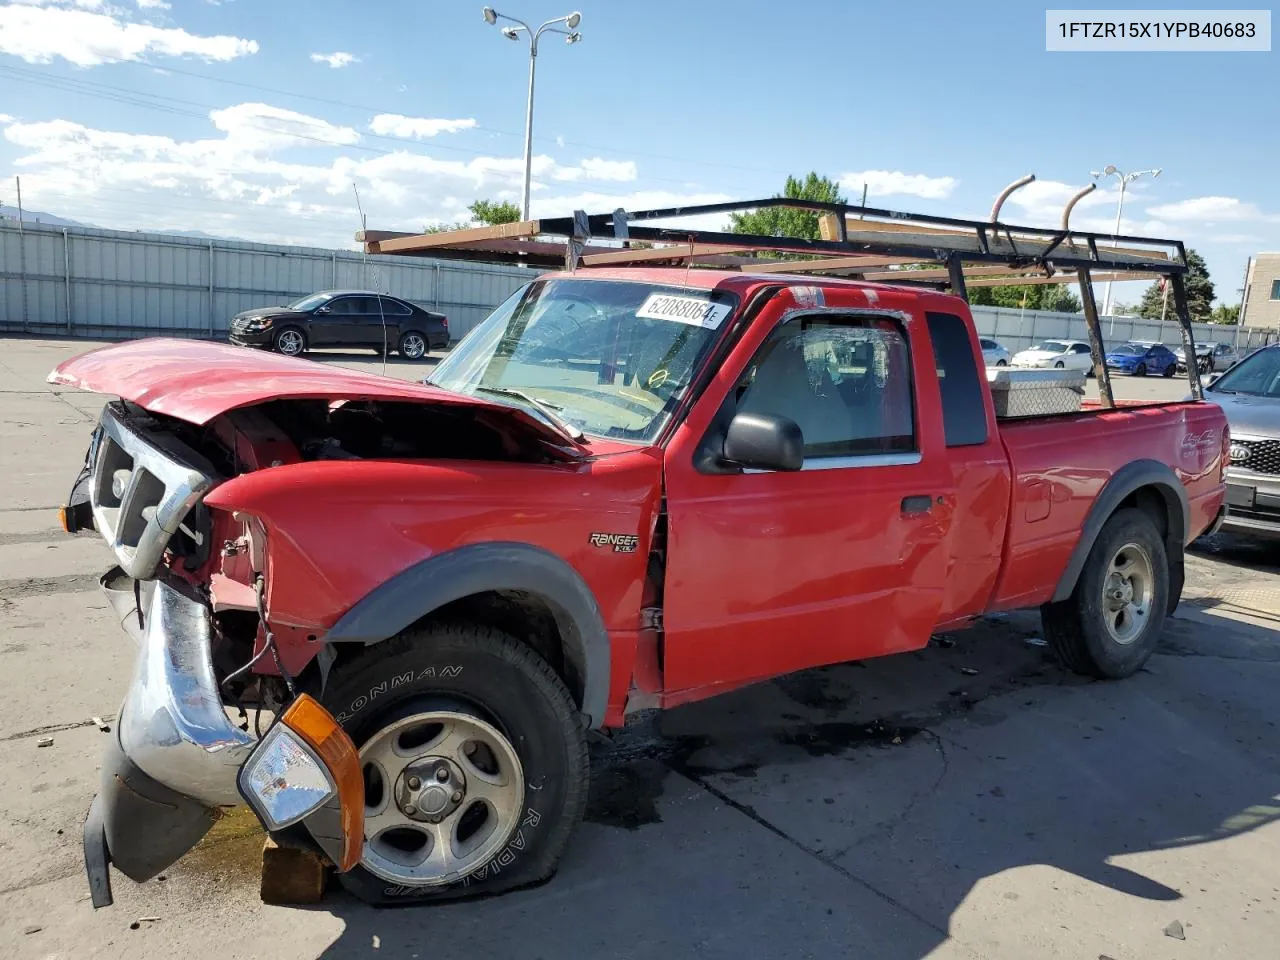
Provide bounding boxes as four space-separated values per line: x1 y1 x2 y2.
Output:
483 7 582 222
1091 164 1162 317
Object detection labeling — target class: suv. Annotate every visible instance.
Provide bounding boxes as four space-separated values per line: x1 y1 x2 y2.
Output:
229 290 448 360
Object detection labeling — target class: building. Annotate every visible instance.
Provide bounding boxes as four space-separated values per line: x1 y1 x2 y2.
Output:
1242 253 1280 329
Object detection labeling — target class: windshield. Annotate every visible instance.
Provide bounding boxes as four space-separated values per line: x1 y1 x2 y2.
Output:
288 292 333 311
1111 344 1142 355
1209 348 1280 398
428 278 736 442
1031 341 1068 352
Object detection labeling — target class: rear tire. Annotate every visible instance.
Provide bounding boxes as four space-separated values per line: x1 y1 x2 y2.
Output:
398 331 428 360
317 624 588 906
996 359 1008 367
1041 507 1168 679
1163 362 1175 377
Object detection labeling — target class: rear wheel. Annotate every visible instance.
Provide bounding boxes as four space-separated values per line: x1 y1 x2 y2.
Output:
996 359 1008 367
274 326 307 357
317 624 588 905
1163 362 1175 377
1041 507 1168 679
1135 362 1147 377
398 331 428 360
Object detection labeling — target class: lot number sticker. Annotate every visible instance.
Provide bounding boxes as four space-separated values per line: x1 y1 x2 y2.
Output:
636 293 732 329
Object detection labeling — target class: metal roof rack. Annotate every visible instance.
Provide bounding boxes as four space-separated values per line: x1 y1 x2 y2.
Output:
358 175 1205 405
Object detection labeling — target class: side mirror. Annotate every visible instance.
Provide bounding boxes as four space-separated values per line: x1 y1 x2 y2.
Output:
723 412 804 472
314 305 330 315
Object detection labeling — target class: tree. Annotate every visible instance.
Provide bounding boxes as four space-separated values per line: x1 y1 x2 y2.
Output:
1137 248 1214 321
728 172 847 243
1209 303 1240 325
423 198 522 233
467 198 521 226
968 284 1081 313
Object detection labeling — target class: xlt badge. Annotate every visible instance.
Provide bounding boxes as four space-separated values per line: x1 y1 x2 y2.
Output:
589 532 639 553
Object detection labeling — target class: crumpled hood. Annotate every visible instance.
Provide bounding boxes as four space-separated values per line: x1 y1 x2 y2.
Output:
48 337 587 452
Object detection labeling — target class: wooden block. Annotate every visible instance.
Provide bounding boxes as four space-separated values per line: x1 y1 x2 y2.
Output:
259 835 331 905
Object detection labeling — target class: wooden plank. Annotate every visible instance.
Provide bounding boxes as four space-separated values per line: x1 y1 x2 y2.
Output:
860 264 1045 282
966 271 1161 287
581 243 758 266
819 213 1171 264
746 255 934 274
367 220 542 255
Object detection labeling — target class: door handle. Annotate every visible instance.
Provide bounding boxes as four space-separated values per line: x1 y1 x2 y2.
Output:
901 495 933 515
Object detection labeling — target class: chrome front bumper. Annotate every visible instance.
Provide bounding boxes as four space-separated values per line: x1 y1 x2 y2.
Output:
101 569 256 806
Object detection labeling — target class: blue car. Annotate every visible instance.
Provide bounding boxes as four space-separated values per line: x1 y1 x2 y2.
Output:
1104 341 1177 377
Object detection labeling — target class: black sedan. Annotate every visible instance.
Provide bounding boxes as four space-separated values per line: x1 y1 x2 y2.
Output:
228 290 448 360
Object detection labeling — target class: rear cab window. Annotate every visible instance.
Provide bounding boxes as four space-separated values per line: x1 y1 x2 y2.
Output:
925 311 989 447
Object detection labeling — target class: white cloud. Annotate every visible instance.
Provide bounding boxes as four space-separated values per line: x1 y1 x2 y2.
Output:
839 169 958 201
368 114 477 138
135 0 171 9
1 107 675 248
551 157 637 183
310 51 358 69
1146 196 1279 223
210 102 361 149
0 1 258 66
0 113 14 125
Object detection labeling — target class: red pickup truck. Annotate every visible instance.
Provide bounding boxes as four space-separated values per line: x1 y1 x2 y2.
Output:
53 265 1227 906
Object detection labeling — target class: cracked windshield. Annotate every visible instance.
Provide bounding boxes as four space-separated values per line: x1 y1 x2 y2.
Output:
428 278 737 441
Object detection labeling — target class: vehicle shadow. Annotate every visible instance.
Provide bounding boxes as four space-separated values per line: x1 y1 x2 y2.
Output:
1191 530 1280 576
309 613 1280 960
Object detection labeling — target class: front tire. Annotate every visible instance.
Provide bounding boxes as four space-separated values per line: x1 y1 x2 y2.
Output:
1163 362 1175 377
316 624 588 906
1041 507 1168 679
1135 362 1147 377
996 359 1008 367
274 326 307 357
1055 360 1065 369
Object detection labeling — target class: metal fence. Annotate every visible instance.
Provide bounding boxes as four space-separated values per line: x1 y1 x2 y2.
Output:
0 221 531 342
3 219 1272 356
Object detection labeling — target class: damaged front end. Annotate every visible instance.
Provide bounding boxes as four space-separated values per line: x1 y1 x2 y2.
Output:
51 339 585 908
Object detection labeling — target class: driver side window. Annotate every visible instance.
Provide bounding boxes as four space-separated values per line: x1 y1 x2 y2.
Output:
734 313 915 459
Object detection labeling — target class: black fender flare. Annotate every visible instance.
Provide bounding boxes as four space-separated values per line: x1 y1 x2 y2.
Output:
323 542 610 728
1051 459 1189 605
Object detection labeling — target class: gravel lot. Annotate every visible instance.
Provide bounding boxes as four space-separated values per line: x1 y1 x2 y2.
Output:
1 337 1278 960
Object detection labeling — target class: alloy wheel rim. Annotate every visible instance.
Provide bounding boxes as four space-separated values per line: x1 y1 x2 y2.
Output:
403 334 426 358
1101 541 1154 645
358 710 524 886
278 330 304 355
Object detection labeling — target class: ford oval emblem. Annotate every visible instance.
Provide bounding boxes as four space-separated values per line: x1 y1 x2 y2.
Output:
1230 443 1251 463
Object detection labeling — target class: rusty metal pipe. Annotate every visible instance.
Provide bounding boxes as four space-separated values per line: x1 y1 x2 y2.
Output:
1060 183 1097 230
990 174 1036 223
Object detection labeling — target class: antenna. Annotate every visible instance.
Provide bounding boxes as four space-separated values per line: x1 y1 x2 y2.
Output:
352 182 390 376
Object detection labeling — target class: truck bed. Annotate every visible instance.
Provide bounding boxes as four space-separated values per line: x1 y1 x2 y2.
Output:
989 399 1226 611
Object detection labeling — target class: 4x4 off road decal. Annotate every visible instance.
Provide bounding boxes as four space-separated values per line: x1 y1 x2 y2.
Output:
589 532 639 553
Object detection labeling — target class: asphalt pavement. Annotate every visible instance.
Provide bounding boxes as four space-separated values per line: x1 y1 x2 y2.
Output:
1 337 1277 960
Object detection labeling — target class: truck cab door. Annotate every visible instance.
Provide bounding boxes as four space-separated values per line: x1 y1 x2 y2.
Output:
660 292 957 696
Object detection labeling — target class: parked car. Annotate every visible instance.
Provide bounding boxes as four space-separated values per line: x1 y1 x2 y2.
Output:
228 290 448 360
979 337 1010 366
1202 343 1280 538
1105 341 1178 377
1010 339 1094 371
53 266 1227 908
1175 341 1240 374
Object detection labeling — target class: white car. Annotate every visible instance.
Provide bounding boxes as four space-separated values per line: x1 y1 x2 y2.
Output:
979 337 1010 366
1011 339 1094 371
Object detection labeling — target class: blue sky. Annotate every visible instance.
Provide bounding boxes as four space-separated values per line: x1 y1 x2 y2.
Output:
0 0 1276 307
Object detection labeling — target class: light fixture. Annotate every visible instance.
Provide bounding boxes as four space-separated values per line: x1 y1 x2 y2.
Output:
566 10 581 28
482 6 497 24
502 26 520 39
566 31 581 43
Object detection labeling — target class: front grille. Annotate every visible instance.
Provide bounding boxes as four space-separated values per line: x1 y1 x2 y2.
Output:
1230 438 1280 475
89 403 217 579
231 318 251 333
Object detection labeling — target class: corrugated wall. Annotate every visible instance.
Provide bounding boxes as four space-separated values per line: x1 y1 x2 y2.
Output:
2 220 1268 353
0 221 532 341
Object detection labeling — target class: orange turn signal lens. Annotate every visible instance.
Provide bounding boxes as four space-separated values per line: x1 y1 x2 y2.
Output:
279 694 364 873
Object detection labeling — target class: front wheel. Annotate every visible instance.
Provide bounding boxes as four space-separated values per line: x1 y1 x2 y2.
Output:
996 359 1008 367
273 326 307 357
1054 360 1065 369
1163 362 1175 377
399 331 428 360
315 624 588 905
1135 362 1147 377
1041 507 1168 679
